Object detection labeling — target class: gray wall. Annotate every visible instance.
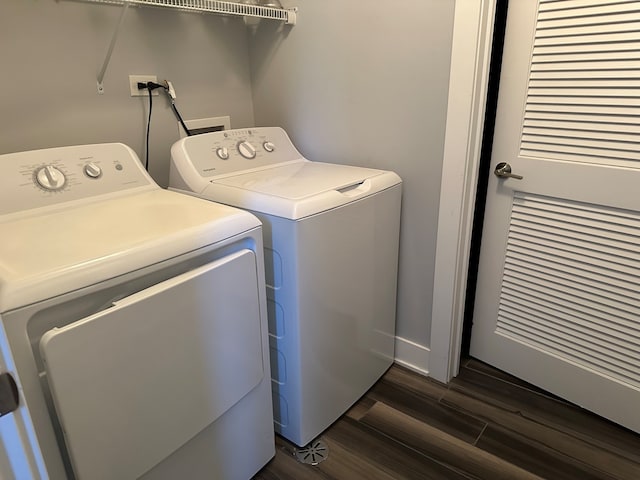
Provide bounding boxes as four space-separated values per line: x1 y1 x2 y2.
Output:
0 0 255 187
248 0 455 350
1 0 457 358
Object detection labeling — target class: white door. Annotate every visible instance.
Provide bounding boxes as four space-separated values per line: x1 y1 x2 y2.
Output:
470 0 640 433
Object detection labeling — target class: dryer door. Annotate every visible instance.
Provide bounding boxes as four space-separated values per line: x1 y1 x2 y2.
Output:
40 249 264 480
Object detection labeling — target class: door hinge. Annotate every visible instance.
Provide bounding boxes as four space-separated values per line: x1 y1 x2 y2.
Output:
0 372 19 417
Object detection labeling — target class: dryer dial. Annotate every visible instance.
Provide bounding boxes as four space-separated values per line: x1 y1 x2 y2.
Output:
237 141 257 159
35 165 66 191
83 162 102 179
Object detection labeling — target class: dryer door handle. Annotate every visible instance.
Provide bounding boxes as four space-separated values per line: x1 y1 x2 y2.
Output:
0 372 19 417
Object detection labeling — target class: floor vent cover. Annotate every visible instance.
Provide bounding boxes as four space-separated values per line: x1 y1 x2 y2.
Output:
293 438 329 465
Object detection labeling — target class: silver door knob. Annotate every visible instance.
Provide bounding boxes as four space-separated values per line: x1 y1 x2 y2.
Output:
494 162 523 180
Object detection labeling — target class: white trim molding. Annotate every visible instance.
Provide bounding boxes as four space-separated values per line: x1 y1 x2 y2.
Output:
394 336 430 376
429 0 497 383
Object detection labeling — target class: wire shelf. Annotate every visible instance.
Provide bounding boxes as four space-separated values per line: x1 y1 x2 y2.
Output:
81 0 297 24
84 0 296 93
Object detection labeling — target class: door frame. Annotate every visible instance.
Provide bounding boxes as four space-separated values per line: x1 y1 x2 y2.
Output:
429 0 498 383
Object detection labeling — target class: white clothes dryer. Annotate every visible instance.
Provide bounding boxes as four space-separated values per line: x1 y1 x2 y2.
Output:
170 127 402 447
0 143 274 480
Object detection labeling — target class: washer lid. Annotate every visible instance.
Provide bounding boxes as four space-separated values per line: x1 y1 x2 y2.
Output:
213 161 380 198
0 189 259 312
204 161 401 220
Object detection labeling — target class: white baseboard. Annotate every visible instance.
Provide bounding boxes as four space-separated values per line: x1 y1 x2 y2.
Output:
394 336 430 376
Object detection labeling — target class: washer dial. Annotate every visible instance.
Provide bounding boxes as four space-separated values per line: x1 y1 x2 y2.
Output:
216 147 230 160
35 165 66 191
263 141 275 152
237 141 257 159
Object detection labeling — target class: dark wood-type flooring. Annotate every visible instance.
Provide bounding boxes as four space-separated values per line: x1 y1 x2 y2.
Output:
254 357 640 480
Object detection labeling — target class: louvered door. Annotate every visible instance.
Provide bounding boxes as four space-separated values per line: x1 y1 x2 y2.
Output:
470 0 640 433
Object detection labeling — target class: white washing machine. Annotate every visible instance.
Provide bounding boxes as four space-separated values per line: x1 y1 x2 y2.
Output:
0 143 274 479
170 127 402 446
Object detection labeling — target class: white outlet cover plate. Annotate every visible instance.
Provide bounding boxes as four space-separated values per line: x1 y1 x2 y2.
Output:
129 75 159 96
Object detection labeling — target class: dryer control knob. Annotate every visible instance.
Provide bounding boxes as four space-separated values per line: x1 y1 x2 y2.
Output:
216 147 230 160
83 162 102 179
35 165 66 191
237 141 257 159
263 141 275 152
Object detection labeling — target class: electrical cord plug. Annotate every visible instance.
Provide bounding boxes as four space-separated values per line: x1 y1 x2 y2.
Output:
137 81 166 91
164 80 177 100
147 81 166 91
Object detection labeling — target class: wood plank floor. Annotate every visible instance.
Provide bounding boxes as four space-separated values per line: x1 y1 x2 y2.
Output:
253 358 640 479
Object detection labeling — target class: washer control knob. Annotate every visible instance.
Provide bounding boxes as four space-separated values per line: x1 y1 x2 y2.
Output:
216 147 230 160
237 141 257 159
35 165 66 191
263 141 275 152
83 162 102 179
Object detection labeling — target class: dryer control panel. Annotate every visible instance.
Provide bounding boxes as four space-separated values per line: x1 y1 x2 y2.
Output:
171 127 305 181
0 143 155 216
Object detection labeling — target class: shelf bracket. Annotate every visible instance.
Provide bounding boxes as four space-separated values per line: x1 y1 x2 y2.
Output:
96 1 130 94
285 7 297 25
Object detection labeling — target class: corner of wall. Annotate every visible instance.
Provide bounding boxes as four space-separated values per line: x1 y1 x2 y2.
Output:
394 336 430 376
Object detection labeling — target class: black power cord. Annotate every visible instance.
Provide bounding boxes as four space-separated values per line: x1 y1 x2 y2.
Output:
138 81 165 171
165 90 191 137
138 80 191 171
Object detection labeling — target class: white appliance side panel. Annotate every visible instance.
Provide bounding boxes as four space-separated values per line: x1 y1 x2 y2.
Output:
296 186 401 445
39 249 264 480
265 184 402 446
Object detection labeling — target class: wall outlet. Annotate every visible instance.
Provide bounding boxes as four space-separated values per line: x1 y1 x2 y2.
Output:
129 75 159 96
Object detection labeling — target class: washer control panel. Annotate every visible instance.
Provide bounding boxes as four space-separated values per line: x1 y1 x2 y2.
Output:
174 127 304 179
0 143 154 216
